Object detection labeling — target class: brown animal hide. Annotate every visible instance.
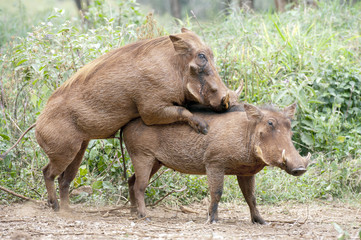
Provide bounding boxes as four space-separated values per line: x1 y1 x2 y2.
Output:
124 103 310 223
34 28 231 211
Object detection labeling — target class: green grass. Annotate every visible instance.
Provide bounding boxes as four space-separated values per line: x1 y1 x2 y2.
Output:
0 0 76 15
1 0 361 206
0 0 77 46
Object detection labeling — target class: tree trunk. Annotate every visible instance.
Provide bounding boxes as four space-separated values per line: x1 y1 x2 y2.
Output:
74 0 82 11
274 0 287 12
74 0 90 14
239 0 254 10
170 0 182 19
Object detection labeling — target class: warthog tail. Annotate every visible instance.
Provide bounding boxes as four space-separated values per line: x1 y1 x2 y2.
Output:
0 123 36 160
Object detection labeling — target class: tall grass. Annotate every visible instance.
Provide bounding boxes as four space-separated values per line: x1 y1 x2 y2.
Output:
1 0 360 205
203 1 361 158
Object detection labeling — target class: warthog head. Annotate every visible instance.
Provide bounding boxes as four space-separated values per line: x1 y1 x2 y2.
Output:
170 28 230 112
245 103 311 176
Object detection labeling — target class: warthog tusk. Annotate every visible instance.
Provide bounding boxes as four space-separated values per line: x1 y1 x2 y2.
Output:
255 146 270 165
303 152 311 166
282 149 287 164
224 93 230 109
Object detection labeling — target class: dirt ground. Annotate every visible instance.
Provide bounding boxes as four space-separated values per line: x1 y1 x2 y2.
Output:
1 200 360 240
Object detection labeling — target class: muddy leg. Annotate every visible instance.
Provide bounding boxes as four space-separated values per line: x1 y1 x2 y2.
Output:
43 164 62 211
132 156 159 218
42 144 82 211
40 136 84 211
206 167 225 223
36 117 86 212
58 140 89 211
128 174 137 213
128 162 161 215
237 175 266 224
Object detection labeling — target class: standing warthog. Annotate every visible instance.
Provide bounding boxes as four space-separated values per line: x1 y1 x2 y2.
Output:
1 28 231 211
123 103 311 224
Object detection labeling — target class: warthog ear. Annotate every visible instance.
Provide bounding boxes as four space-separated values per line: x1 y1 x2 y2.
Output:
283 102 297 119
181 28 191 33
169 35 192 55
187 82 202 103
244 103 263 121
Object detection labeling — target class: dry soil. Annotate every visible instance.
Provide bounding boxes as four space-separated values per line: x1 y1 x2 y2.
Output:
1 201 360 239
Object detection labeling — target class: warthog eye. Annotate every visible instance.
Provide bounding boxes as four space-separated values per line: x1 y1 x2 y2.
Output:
198 53 207 61
268 120 273 126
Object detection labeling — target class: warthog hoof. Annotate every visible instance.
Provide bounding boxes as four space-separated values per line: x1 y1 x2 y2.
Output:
189 115 209 135
48 200 60 212
252 216 267 225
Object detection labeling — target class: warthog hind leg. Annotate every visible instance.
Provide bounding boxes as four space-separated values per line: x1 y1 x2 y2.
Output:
39 127 85 211
42 164 61 211
128 174 137 213
206 167 225 223
131 157 161 218
58 140 89 211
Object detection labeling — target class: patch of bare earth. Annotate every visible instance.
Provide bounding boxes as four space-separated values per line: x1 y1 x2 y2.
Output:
0 201 360 239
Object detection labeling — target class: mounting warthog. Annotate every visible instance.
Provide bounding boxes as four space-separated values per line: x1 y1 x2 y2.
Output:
123 103 311 224
1 28 231 211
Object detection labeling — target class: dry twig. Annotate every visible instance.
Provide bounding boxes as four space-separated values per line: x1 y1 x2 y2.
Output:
147 168 171 186
180 205 199 214
0 185 38 203
267 204 309 225
147 186 187 207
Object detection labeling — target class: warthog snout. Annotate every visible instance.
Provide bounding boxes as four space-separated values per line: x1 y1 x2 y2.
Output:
283 151 311 176
212 92 230 113
290 167 307 176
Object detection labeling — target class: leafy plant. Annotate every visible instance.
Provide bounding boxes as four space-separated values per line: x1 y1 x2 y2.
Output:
0 0 142 204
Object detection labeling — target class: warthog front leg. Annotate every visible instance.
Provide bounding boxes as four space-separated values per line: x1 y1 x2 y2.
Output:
206 167 225 223
139 105 209 134
128 174 137 214
237 175 266 224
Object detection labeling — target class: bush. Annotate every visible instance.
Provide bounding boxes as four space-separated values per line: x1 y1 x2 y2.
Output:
0 0 143 204
206 1 361 159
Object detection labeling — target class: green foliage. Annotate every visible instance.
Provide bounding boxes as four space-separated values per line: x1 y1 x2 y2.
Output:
144 170 209 205
255 155 361 203
0 1 31 47
207 2 361 158
0 0 142 204
1 0 361 207
81 0 142 29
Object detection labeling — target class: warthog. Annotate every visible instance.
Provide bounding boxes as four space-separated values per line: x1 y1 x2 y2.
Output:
1 28 231 211
123 103 310 224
